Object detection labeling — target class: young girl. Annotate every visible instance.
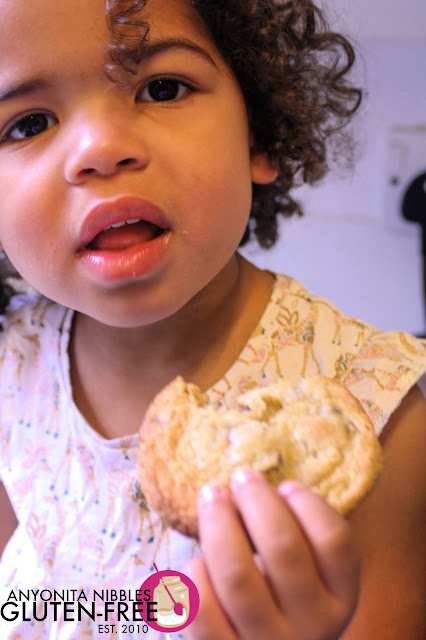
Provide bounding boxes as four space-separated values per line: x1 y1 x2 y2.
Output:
0 0 424 639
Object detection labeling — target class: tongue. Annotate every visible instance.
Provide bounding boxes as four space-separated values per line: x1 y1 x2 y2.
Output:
90 222 161 251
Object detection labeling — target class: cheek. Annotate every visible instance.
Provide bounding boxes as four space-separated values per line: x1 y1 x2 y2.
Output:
179 139 253 232
181 167 252 251
0 161 50 236
167 94 253 217
0 176 63 279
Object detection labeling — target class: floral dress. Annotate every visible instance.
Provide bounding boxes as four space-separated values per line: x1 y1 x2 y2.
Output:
0 274 425 639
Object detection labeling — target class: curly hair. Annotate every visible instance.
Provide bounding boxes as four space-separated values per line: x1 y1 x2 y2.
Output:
0 0 361 314
105 0 362 248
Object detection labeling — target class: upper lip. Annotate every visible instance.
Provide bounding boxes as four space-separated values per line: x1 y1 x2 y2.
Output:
77 196 170 250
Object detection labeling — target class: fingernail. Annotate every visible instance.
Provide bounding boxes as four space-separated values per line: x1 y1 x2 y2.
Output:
278 480 304 497
199 483 229 504
231 467 262 488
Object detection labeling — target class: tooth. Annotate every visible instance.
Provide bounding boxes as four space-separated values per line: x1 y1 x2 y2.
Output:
104 219 141 231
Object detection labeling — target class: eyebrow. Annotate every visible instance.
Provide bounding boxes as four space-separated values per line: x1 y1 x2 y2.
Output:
0 40 218 103
135 38 218 69
0 78 51 104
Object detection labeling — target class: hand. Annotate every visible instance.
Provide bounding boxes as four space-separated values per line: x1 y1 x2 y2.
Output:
183 470 360 640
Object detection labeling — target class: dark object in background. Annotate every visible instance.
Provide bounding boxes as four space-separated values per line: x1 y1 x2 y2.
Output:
402 171 426 338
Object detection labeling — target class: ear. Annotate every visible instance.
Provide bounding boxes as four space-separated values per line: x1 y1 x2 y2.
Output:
250 152 278 185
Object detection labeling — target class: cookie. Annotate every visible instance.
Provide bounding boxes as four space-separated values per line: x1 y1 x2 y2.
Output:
138 376 383 538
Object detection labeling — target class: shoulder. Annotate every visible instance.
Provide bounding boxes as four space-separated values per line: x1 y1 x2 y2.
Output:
0 292 69 353
0 294 73 493
268 273 426 435
267 273 379 355
0 293 71 404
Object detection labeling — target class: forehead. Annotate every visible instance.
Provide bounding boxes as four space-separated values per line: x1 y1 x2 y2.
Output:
0 0 211 78
0 0 103 55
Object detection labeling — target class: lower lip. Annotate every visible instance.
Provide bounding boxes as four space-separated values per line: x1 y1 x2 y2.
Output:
77 231 171 283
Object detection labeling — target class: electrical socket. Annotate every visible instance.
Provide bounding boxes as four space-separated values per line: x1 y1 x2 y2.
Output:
384 125 426 233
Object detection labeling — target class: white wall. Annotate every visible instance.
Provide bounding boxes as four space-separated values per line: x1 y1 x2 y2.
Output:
320 0 426 40
242 0 426 335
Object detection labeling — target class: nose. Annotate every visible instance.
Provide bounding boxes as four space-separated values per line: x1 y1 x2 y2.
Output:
64 107 148 183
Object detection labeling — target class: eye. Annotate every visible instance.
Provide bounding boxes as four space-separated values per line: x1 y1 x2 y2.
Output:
138 78 193 103
3 112 57 141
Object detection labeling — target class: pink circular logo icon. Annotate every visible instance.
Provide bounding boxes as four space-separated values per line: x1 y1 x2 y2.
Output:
138 567 200 633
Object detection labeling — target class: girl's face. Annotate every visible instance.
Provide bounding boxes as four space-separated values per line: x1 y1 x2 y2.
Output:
0 0 276 327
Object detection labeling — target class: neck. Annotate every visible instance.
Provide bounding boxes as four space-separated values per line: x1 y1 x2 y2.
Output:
69 254 274 438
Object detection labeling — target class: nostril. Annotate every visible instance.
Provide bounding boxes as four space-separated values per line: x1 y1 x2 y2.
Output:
69 156 143 183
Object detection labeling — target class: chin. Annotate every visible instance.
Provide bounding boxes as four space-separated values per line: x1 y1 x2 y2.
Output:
75 293 189 330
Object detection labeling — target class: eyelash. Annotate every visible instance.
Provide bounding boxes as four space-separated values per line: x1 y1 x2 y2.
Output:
1 78 195 143
137 77 195 103
2 113 57 142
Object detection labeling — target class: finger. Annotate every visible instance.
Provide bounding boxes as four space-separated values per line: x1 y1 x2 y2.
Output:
182 556 237 640
278 481 360 607
230 469 327 618
197 483 282 638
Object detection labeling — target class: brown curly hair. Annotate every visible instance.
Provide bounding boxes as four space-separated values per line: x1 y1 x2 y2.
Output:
0 0 361 314
105 0 362 248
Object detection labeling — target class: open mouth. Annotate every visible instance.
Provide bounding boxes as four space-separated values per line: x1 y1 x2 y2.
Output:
77 197 172 281
87 219 165 251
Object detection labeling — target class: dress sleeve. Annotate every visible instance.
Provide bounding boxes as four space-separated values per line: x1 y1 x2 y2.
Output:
337 331 426 436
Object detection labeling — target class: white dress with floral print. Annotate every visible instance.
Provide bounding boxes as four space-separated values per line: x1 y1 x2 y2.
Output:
0 274 425 639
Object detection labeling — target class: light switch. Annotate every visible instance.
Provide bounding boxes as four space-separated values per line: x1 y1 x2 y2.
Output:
384 125 426 233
